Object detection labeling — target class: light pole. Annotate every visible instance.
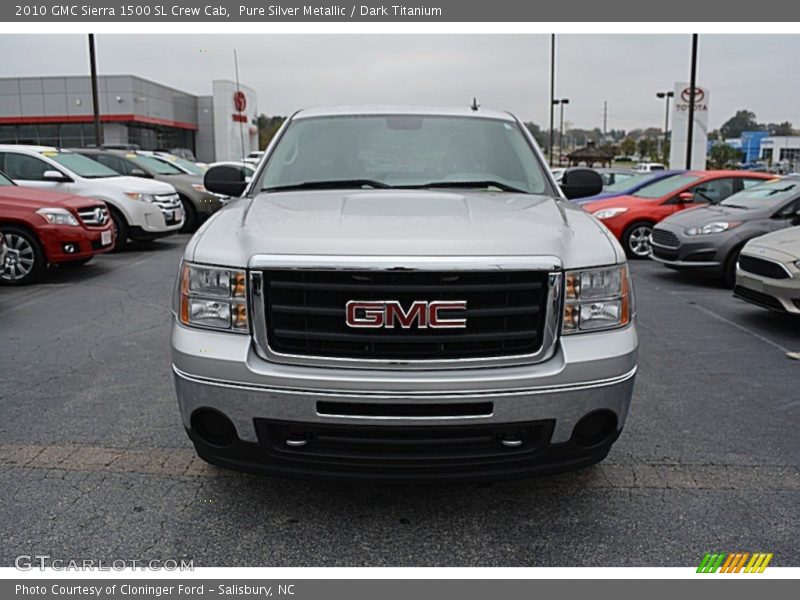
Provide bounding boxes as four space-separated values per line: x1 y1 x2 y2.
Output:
656 90 674 163
686 33 699 169
548 34 556 167
553 98 569 166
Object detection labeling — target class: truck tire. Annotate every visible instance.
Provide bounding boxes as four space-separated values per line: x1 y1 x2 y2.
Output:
622 221 654 259
0 225 47 285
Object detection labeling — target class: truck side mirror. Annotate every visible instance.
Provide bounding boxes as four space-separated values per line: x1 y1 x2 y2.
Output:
559 167 603 200
204 165 249 197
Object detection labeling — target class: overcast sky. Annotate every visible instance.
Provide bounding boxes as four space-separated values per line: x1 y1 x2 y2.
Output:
0 34 797 132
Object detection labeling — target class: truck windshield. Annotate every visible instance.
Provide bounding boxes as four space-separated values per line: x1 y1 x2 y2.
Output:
259 115 549 194
47 152 120 179
632 174 701 199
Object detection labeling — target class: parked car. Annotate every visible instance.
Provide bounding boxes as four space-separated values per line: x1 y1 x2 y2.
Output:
173 105 637 481
734 226 800 315
574 169 686 205
73 148 224 233
584 170 774 258
146 152 208 177
243 150 264 166
0 169 114 285
597 168 637 188
0 145 183 251
209 161 256 178
632 162 666 173
651 176 800 285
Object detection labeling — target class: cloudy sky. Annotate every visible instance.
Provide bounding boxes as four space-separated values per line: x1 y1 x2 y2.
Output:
0 34 797 132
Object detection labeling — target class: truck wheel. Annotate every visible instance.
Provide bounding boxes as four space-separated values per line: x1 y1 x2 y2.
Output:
0 226 47 285
108 207 128 252
179 196 198 233
622 222 654 259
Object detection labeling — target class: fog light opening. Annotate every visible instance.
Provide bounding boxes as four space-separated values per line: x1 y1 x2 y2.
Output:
572 410 617 449
191 408 236 447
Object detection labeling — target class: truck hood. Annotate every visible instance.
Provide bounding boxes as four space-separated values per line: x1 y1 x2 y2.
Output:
188 189 622 269
0 185 103 210
99 176 177 195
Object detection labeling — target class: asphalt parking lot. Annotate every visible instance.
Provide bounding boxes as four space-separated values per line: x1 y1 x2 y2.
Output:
1 235 798 567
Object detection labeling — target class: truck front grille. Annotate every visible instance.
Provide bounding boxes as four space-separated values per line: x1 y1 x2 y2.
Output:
260 269 552 362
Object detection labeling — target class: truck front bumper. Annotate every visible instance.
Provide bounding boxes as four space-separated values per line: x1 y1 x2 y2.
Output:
171 323 637 481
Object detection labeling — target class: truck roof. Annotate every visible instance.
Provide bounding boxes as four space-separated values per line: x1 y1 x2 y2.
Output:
293 105 517 121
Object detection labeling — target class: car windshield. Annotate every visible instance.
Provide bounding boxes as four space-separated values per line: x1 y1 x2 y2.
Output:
0 171 14 186
720 179 798 209
259 114 549 194
46 151 119 179
129 154 183 175
604 172 653 192
633 174 702 199
169 157 206 176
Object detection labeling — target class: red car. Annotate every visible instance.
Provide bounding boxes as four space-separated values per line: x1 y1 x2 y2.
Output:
584 170 774 258
0 170 115 285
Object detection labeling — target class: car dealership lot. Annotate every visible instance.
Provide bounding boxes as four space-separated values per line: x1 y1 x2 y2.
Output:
0 237 798 567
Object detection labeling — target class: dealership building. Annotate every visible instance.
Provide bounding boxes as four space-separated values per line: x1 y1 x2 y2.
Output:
0 75 258 162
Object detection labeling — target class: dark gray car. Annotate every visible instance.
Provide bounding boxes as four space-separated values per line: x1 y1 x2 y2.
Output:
650 176 800 285
73 148 223 232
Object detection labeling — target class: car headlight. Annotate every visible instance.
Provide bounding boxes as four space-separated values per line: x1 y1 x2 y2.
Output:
593 207 628 220
191 184 208 193
35 207 79 226
685 221 741 236
562 265 633 334
176 262 248 332
123 192 156 202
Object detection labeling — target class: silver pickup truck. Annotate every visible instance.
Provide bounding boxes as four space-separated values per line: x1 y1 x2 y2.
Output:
170 106 638 481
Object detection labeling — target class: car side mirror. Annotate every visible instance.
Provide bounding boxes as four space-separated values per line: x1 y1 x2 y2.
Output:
42 170 71 183
678 192 695 202
559 167 603 200
204 165 249 197
129 168 152 178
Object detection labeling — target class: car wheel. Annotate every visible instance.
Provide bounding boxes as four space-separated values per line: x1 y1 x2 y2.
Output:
622 222 654 259
179 196 197 233
109 208 128 252
0 226 46 285
722 247 742 288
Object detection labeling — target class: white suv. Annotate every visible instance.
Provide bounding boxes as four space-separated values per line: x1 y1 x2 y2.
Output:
0 145 184 250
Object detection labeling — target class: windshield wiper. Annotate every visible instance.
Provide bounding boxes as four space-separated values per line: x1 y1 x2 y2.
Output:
263 179 392 192
413 180 528 194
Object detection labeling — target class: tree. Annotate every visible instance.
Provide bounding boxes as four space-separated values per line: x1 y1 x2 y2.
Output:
707 143 743 169
766 121 796 136
257 115 286 149
523 122 547 148
719 110 761 139
620 138 636 156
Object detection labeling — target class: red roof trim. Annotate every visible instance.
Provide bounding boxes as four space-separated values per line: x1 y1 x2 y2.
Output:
0 114 198 131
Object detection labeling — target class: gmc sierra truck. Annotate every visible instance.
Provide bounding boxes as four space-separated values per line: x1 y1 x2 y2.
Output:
171 106 638 481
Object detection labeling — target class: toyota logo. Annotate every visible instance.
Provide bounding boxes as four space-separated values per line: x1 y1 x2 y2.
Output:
680 87 705 103
233 91 247 112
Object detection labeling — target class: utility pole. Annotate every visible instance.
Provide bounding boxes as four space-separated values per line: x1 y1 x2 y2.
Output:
548 34 555 167
656 91 674 163
88 34 102 147
603 101 608 139
686 34 699 169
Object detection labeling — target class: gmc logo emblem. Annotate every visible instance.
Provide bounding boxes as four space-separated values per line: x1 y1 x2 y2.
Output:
345 300 468 329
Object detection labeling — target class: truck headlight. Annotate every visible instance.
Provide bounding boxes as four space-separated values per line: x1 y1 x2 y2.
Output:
36 207 79 226
562 265 632 334
685 221 741 236
177 262 248 332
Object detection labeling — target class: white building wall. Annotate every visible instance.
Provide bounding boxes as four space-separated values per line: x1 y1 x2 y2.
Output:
211 80 258 162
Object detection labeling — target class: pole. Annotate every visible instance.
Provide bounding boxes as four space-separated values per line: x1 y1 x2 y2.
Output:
663 94 671 162
603 101 608 138
548 34 555 167
685 34 698 169
559 102 565 166
88 34 102 147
